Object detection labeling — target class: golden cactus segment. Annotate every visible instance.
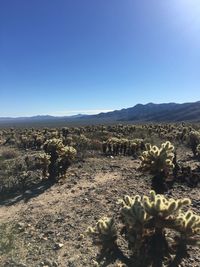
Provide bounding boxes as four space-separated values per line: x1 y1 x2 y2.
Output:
96 217 116 236
86 217 117 248
86 226 95 234
143 190 191 218
87 217 116 237
175 211 200 235
120 194 149 227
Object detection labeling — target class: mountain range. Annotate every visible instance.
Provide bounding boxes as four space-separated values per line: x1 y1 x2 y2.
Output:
0 101 200 127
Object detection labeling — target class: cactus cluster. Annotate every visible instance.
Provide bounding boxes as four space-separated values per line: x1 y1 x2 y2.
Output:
143 190 190 219
119 191 194 243
87 191 200 266
43 138 77 180
175 211 200 246
140 141 175 176
102 137 144 157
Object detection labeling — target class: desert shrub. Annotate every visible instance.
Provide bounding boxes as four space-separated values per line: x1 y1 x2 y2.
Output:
0 156 43 196
87 191 200 267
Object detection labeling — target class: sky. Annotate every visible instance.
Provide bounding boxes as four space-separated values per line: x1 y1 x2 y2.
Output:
0 0 200 117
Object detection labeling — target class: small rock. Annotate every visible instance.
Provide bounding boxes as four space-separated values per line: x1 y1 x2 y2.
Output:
54 243 64 250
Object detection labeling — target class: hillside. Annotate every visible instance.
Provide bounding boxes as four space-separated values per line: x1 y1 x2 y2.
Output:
89 101 200 122
0 101 200 127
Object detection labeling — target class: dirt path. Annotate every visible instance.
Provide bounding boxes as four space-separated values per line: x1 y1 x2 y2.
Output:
0 170 121 223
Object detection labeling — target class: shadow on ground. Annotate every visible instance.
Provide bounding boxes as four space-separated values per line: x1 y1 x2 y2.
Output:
0 180 55 206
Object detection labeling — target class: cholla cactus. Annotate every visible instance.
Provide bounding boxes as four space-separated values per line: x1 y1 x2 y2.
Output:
120 195 149 228
120 191 192 251
175 211 200 246
43 138 77 180
73 134 90 152
87 191 199 266
102 137 144 157
187 130 200 156
140 141 175 176
143 190 191 219
119 195 150 253
35 153 51 178
43 138 63 154
142 191 193 247
57 146 77 176
87 217 117 250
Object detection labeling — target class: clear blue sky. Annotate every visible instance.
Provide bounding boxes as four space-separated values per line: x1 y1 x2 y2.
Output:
0 0 200 117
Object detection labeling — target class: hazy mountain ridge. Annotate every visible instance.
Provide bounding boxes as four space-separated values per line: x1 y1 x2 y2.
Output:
88 101 200 122
0 101 200 126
